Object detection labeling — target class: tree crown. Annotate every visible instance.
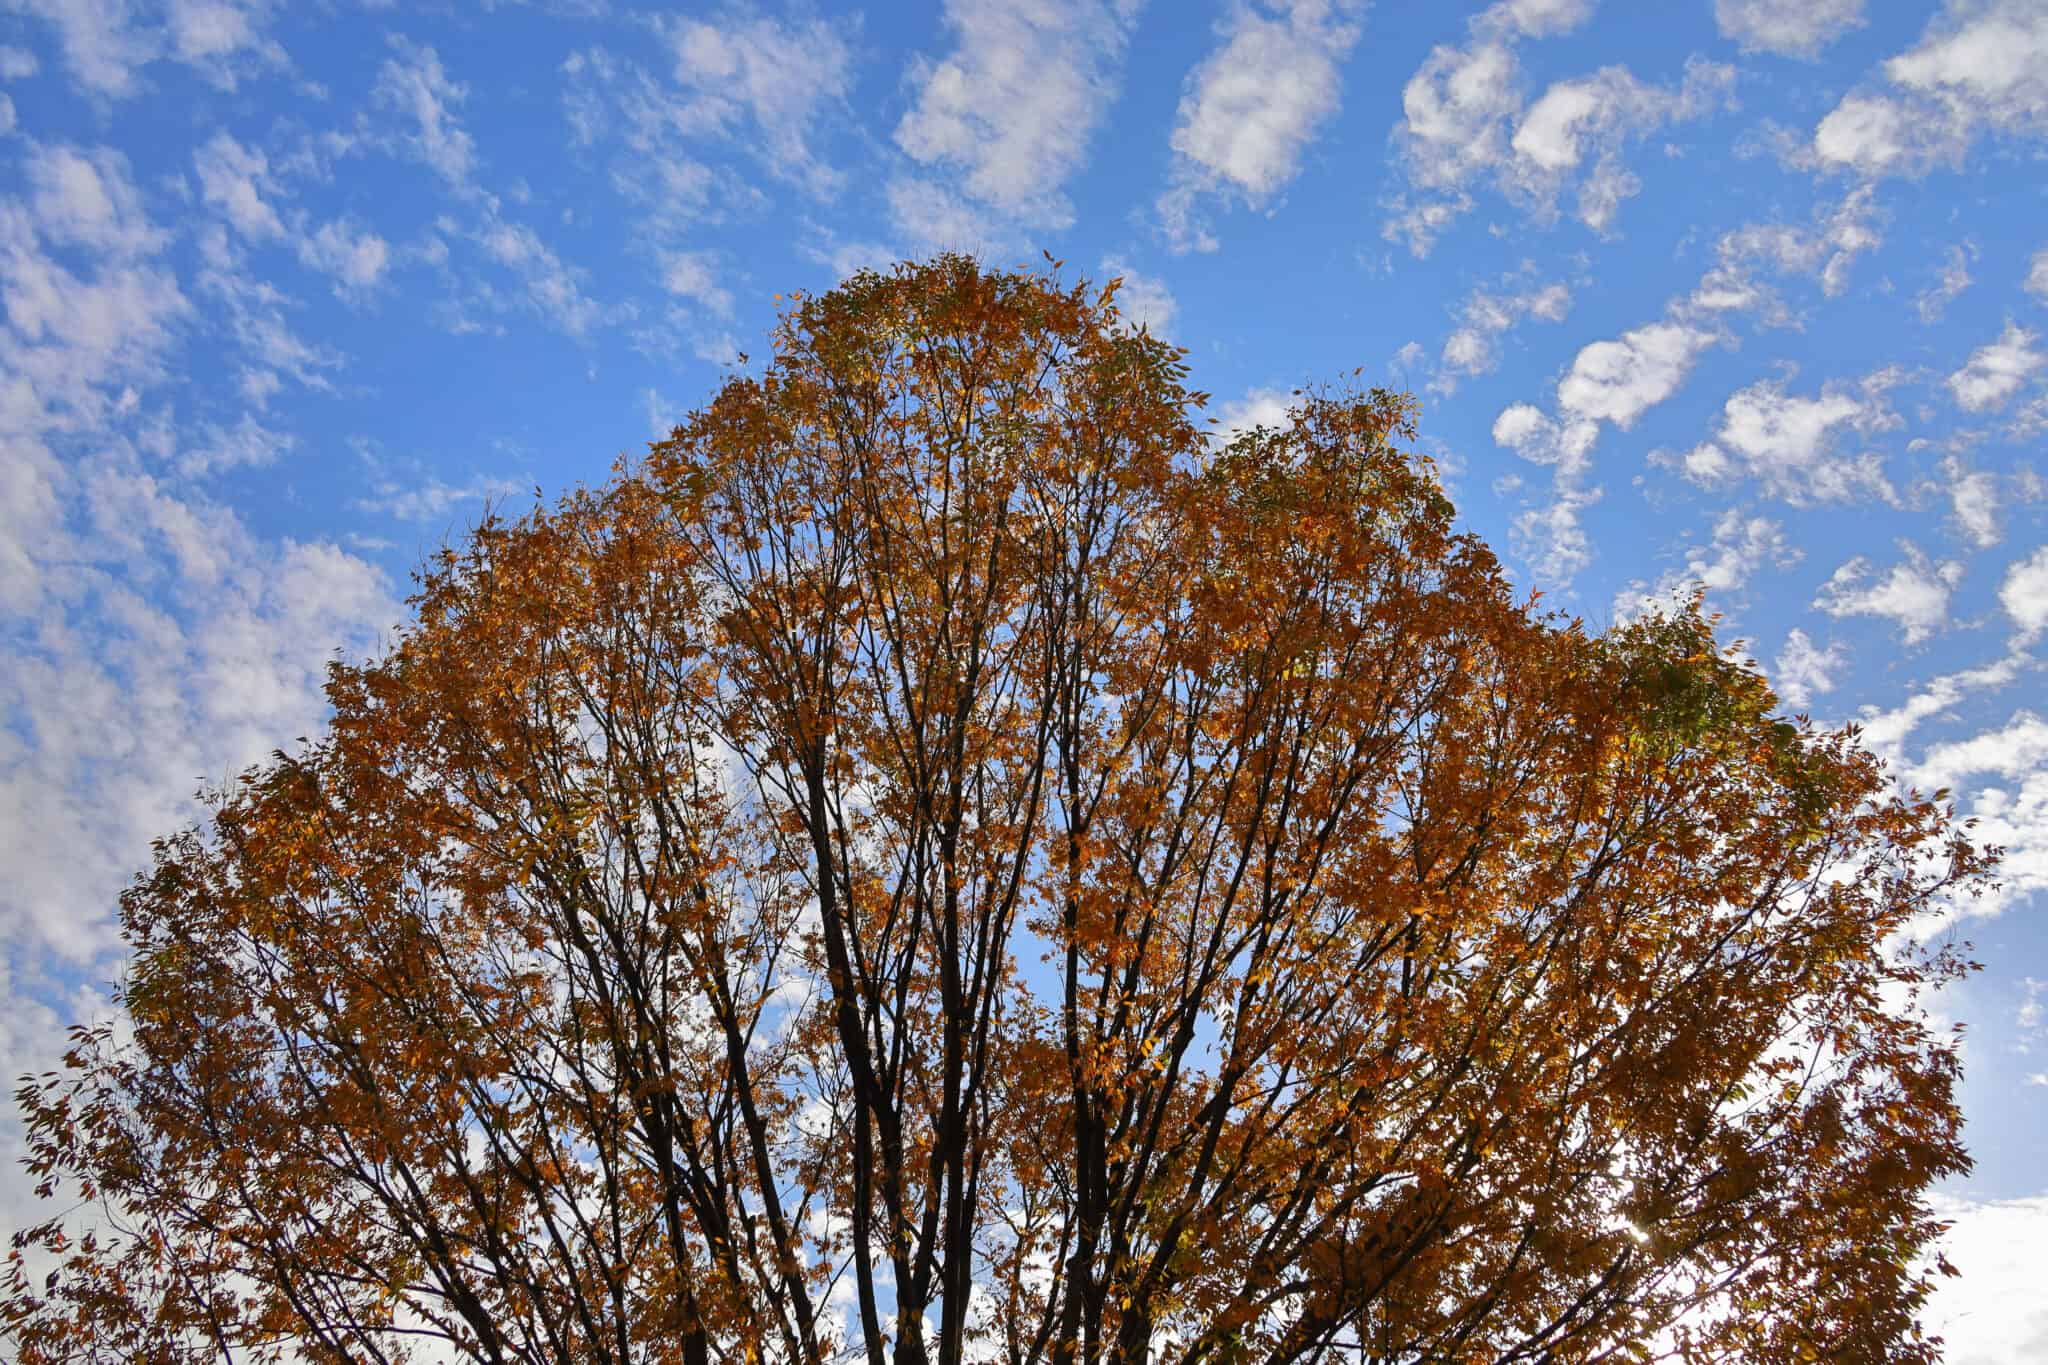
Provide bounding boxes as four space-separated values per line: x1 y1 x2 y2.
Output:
5 256 1986 1365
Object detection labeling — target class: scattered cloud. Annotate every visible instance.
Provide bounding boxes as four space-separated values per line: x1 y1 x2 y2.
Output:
355 472 530 525
894 0 1140 232
1814 542 1964 644
194 129 286 240
296 219 390 296
643 387 682 440
193 224 347 399
175 412 294 478
1811 0 2048 178
646 13 856 193
1915 241 1975 322
1852 651 2025 767
1673 368 1898 504
1908 714 2048 925
1613 507 1798 621
1492 312 1720 583
1101 256 1177 337
2028 245 2048 300
5 0 282 99
1924 1196 2048 1363
1943 455 2002 548
471 207 611 336
1213 384 1295 447
193 132 390 297
1432 276 1571 392
1914 710 2048 790
1683 186 1883 317
2002 545 2048 644
1948 321 2043 412
658 248 734 317
1773 627 1844 710
1713 0 1865 60
374 37 477 189
883 177 1010 254
0 134 395 989
1385 0 1732 256
1157 0 1364 252
1557 320 1717 427
1510 60 1735 233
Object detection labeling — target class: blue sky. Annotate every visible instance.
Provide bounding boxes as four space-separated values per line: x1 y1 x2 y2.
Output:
2 0 2046 1355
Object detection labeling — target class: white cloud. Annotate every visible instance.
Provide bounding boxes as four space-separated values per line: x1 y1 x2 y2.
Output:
1487 193 1888 587
1863 676 2048 930
477 214 604 336
1917 738 2048 921
1690 371 1898 503
1686 508 1797 592
1492 402 1598 476
166 0 283 84
883 177 1009 254
355 472 529 525
0 45 38 79
1393 26 1529 190
1386 0 1731 256
0 136 395 993
895 0 1139 229
1684 187 1885 319
1493 400 1602 583
2001 545 2048 644
1915 710 2048 790
1925 1196 2048 1364
1490 312 1718 585
1101 257 1177 337
1814 542 1964 644
4 149 188 444
1812 0 2048 177
643 387 682 440
1944 456 2002 548
296 219 389 295
1714 0 1865 59
1433 277 1571 392
1948 322 2043 412
1483 0 1596 38
1852 652 2025 767
374 37 476 188
1773 628 1844 710
24 142 166 258
1556 321 1716 427
1213 384 1294 447
6 0 280 99
655 13 855 193
1915 241 1975 322
1157 0 1363 252
193 130 284 240
1613 508 1798 622
2028 246 2048 300
193 133 390 297
194 225 346 399
175 412 293 478
1510 484 1601 583
1509 60 1735 232
658 248 733 317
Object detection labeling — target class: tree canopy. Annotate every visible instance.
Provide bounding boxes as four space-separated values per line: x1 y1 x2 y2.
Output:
5 255 1987 1365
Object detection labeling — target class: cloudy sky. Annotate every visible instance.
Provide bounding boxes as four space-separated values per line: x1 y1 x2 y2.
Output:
2 0 2045 1356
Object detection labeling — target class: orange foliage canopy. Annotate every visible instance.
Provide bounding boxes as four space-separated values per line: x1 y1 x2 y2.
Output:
5 257 1987 1365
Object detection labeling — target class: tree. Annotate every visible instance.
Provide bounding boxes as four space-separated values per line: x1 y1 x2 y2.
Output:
4 255 1986 1365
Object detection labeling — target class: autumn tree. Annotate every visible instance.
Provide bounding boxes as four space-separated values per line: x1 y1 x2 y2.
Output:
5 255 1986 1365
